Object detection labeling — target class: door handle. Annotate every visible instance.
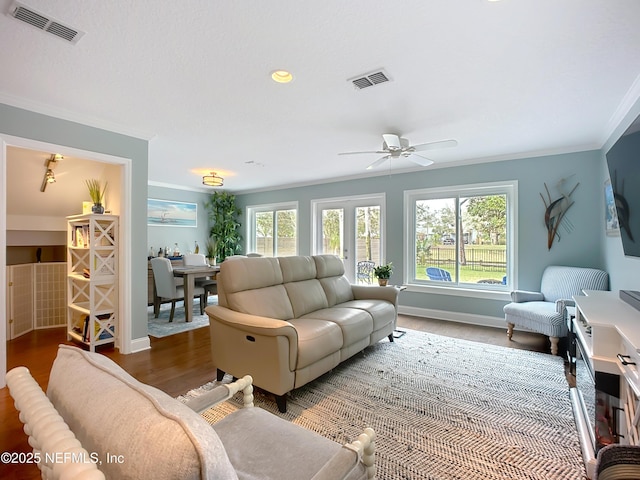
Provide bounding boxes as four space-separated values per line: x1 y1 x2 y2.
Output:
617 354 636 366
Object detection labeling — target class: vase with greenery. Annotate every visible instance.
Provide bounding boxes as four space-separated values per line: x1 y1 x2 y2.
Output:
85 179 107 214
205 237 218 265
373 262 393 286
205 191 242 262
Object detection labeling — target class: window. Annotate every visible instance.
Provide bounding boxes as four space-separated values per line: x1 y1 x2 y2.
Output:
405 181 516 291
247 202 298 257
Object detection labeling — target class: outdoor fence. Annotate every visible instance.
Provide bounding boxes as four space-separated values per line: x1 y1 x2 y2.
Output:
424 246 506 272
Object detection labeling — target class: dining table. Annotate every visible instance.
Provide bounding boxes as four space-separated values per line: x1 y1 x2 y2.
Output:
172 265 220 322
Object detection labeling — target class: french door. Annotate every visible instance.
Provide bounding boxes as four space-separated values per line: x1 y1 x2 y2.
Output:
312 194 385 283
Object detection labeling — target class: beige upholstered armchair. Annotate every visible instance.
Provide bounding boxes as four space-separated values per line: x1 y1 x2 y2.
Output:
7 345 376 480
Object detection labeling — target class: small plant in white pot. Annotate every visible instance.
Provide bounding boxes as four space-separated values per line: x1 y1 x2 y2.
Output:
373 262 393 286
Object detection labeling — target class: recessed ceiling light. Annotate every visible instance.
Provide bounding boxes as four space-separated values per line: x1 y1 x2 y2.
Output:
271 70 293 83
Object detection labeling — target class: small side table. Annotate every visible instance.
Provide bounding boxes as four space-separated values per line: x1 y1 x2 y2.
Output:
389 285 407 338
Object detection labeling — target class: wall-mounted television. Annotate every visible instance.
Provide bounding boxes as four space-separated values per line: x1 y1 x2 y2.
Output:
605 113 640 258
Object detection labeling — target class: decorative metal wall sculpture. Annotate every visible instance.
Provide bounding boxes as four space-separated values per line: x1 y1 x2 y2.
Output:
540 177 579 250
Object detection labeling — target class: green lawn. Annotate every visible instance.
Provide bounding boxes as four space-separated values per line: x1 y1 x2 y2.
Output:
416 265 505 284
417 245 506 284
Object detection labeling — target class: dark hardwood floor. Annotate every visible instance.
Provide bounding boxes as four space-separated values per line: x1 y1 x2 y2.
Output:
0 315 549 479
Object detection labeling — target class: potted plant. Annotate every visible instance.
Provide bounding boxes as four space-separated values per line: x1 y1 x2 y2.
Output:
373 262 393 286
205 237 218 265
204 191 242 262
85 179 107 214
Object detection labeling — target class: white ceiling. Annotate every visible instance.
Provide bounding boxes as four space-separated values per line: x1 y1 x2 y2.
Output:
2 0 640 194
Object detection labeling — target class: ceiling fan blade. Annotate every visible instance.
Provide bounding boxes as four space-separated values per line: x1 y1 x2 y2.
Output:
338 150 386 156
366 155 390 170
412 139 458 152
382 134 401 150
407 153 434 167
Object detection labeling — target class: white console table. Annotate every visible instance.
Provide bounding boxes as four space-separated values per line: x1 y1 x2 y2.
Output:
572 290 640 478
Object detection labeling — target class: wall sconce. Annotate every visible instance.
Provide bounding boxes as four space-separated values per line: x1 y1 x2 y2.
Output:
202 172 224 187
40 154 63 192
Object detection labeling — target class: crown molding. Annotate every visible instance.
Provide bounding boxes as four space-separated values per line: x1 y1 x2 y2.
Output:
0 92 156 141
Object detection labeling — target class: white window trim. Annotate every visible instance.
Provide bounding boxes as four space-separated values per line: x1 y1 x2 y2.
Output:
310 193 386 259
403 180 518 299
246 201 299 256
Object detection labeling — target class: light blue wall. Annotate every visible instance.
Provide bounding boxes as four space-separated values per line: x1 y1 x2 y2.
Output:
147 186 212 258
602 99 640 292
1 103 150 341
235 150 603 320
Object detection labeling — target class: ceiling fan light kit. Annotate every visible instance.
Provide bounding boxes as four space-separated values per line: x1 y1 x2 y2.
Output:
339 133 457 170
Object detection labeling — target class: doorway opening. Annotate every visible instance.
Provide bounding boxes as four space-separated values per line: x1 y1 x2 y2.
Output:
1 134 133 387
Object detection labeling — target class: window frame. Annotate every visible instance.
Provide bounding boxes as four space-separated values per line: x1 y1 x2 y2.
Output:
403 181 517 299
311 193 386 282
246 201 299 257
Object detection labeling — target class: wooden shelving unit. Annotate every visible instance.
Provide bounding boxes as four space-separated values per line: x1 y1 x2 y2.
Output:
67 214 118 351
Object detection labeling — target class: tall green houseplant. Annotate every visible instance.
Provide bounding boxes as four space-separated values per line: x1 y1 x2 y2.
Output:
205 191 242 262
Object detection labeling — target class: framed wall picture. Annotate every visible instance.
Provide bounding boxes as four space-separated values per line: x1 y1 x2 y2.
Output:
604 179 619 236
147 199 197 227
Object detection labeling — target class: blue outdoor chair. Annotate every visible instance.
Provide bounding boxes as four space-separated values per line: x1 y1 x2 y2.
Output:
426 267 452 281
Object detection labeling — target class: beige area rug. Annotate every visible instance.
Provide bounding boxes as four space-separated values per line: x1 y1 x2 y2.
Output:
178 329 586 480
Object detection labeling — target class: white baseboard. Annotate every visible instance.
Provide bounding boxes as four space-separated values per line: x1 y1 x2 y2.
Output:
398 305 507 330
130 336 151 353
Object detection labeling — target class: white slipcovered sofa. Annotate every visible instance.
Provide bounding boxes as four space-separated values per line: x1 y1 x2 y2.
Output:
7 345 376 480
205 255 400 412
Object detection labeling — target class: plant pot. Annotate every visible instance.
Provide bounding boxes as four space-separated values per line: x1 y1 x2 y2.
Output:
207 257 217 266
92 203 105 214
378 278 388 286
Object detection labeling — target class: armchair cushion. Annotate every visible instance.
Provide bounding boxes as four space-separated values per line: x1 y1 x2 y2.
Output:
213 407 367 480
504 301 566 336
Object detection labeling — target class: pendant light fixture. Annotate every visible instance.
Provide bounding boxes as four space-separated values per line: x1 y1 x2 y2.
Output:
202 172 224 187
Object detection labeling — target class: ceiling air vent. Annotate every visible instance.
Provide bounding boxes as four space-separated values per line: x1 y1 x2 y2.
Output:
349 69 391 90
7 1 85 44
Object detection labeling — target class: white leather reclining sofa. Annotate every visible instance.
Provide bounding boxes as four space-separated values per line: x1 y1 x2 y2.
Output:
205 254 400 412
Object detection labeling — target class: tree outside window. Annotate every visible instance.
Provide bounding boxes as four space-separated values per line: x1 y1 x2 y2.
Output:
408 183 514 288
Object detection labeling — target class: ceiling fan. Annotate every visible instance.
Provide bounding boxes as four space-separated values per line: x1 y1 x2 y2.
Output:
339 134 458 170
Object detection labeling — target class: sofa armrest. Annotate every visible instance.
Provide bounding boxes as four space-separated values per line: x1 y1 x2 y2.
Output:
311 428 376 480
510 290 544 303
184 375 255 414
206 305 297 337
205 305 299 371
351 285 400 308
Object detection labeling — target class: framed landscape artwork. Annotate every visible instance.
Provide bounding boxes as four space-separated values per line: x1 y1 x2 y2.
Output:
147 199 197 227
